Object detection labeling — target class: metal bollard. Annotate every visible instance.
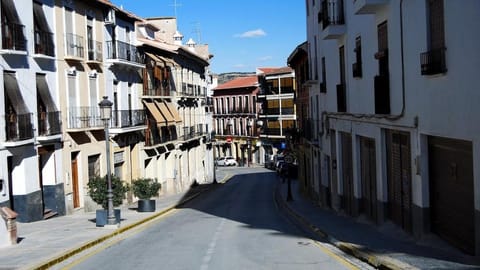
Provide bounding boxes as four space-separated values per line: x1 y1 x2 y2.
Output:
1 207 18 245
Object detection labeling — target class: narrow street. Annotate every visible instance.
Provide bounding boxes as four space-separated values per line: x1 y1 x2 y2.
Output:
62 167 372 270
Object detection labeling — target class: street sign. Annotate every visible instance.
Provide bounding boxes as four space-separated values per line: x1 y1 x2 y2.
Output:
284 154 294 164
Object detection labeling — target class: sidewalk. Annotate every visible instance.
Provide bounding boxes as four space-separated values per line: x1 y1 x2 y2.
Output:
0 172 228 270
275 178 480 270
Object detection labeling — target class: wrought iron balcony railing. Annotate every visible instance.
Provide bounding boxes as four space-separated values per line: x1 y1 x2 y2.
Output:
111 109 145 128
106 40 144 64
2 22 26 51
38 111 61 136
65 33 84 58
321 0 345 30
88 40 103 62
67 107 102 129
420 47 447 75
34 29 54 56
6 113 33 141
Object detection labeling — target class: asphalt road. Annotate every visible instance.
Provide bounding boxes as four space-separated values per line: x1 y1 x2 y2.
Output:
64 167 372 270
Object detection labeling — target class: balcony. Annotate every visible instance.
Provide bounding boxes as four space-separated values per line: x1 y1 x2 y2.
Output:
1 22 26 53
320 81 327 93
374 75 390 114
65 33 84 60
34 30 54 57
145 125 177 147
336 83 347 112
264 107 295 115
87 40 103 64
420 48 447 75
5 113 33 143
352 62 362 78
38 111 62 137
110 109 146 134
321 0 346 40
67 107 102 130
106 40 145 68
143 84 170 97
353 0 389 15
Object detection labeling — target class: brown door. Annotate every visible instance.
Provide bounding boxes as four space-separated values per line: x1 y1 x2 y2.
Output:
360 137 377 222
340 132 354 215
429 136 474 254
71 153 80 208
386 130 412 233
330 130 339 209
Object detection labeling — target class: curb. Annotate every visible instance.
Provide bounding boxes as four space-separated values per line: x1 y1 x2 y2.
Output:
30 186 212 270
274 183 418 270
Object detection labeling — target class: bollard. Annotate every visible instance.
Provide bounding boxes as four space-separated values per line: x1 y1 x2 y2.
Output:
0 207 18 245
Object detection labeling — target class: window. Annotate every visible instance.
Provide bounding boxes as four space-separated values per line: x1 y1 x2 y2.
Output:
33 1 54 56
1 0 26 50
88 154 100 180
320 57 326 92
421 0 446 75
337 46 346 112
353 37 362 78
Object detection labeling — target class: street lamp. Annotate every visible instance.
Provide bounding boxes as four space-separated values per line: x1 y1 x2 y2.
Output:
98 96 116 226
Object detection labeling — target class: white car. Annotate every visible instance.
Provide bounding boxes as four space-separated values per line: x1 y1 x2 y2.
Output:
216 156 237 166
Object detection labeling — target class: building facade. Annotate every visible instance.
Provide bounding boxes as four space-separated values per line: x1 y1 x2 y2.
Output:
256 67 296 163
305 0 480 255
0 0 213 222
212 76 260 166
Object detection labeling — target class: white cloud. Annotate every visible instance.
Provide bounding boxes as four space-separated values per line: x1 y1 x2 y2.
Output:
234 29 267 38
232 64 248 69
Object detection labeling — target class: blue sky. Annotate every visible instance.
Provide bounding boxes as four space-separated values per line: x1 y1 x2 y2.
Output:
110 0 306 74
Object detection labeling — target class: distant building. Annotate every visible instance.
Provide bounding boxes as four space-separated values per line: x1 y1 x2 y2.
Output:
256 67 296 159
212 76 260 166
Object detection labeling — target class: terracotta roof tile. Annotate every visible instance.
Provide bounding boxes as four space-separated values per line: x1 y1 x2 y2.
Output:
214 76 258 90
257 66 293 76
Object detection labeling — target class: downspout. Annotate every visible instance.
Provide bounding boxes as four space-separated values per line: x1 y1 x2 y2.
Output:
387 0 406 120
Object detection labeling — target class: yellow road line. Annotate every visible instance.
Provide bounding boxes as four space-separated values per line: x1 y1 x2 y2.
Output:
312 240 360 270
61 208 178 269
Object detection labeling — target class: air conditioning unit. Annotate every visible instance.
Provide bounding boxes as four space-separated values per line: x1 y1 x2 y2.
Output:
89 69 97 78
105 9 116 25
67 66 76 76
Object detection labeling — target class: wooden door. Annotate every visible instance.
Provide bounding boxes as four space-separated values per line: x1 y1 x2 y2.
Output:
386 130 412 232
360 137 377 222
340 132 354 215
429 136 474 254
71 154 80 208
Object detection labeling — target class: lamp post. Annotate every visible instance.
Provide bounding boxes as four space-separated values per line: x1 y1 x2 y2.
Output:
98 96 116 226
246 139 251 167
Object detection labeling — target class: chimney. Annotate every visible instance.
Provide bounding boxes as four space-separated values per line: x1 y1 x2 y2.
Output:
186 38 196 52
173 30 183 45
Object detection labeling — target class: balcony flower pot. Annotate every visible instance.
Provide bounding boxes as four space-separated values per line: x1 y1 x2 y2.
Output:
87 174 129 227
132 178 161 212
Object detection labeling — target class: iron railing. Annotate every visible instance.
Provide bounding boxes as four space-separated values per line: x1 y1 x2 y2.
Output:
106 40 144 64
38 111 61 136
34 29 54 56
2 22 26 51
67 107 102 129
6 113 33 141
65 33 84 58
88 40 103 62
111 109 145 128
420 47 447 75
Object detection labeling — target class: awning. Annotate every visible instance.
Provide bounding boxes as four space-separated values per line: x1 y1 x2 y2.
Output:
143 101 166 127
154 100 175 124
4 72 29 114
144 52 165 67
36 74 58 112
157 55 176 67
165 102 182 123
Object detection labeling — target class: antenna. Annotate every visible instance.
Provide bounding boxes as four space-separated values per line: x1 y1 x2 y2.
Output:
191 21 202 44
170 0 182 18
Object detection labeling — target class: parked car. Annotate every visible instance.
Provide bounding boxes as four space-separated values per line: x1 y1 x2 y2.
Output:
224 156 238 166
216 156 237 166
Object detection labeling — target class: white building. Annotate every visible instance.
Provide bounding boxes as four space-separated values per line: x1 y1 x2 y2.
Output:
305 0 480 255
